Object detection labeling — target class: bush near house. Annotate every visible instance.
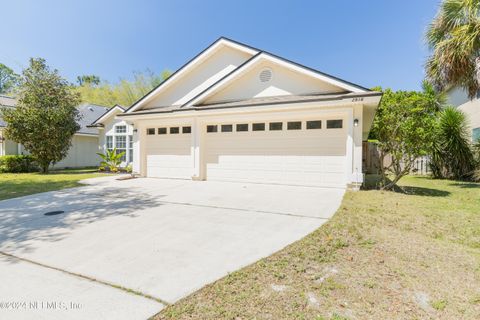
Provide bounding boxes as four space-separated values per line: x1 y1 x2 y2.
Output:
0 155 38 173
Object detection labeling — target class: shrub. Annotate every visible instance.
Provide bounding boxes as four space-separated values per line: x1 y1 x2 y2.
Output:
430 107 476 180
0 155 39 173
125 164 132 173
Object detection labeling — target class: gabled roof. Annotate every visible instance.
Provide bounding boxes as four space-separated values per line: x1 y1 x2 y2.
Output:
125 37 259 113
181 51 368 108
88 104 125 127
125 37 371 114
76 103 110 134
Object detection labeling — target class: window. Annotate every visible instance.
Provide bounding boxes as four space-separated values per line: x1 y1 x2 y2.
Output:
106 136 113 151
207 125 218 133
115 135 126 149
128 135 133 163
473 127 480 142
170 127 180 134
287 121 302 130
221 124 233 132
147 128 155 135
307 120 322 129
327 119 343 129
236 124 249 132
252 123 265 131
158 127 167 135
182 126 191 134
269 122 283 131
115 136 126 161
115 125 127 134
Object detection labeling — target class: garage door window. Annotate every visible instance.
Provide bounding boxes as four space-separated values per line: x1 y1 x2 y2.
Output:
327 120 343 129
252 123 265 131
269 122 283 131
182 126 191 134
236 124 249 132
158 128 167 135
170 127 180 134
287 121 302 130
307 120 322 129
221 124 233 132
147 128 155 135
207 125 218 133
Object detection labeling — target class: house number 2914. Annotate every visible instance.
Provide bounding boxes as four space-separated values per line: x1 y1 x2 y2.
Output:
352 97 364 102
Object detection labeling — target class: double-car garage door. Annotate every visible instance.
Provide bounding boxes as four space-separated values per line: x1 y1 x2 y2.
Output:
145 118 347 188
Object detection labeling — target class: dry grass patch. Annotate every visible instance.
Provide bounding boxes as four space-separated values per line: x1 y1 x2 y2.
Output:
155 176 480 320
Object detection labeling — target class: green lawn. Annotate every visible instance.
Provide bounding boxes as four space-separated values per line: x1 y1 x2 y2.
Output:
0 168 108 201
156 176 480 320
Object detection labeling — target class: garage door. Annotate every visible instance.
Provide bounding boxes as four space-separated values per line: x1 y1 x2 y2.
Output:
145 126 192 179
205 120 347 188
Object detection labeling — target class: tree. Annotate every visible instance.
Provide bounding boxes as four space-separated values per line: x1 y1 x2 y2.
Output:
0 58 81 173
0 63 20 94
371 83 440 190
75 69 171 106
430 107 476 180
77 74 101 86
425 0 480 98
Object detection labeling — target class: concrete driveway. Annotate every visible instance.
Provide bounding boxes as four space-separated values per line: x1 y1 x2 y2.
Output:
0 177 344 319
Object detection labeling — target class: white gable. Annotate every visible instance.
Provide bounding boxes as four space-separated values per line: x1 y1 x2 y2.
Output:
139 44 256 110
203 60 346 105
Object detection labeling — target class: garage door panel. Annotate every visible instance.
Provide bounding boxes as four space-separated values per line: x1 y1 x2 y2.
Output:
146 134 192 179
206 127 347 187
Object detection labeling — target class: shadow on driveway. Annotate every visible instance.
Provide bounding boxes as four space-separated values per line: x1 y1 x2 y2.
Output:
0 187 164 256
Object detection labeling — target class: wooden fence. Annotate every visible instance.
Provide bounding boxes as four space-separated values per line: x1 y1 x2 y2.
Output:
363 142 431 175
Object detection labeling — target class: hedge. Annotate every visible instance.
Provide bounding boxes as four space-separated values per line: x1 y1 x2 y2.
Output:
0 155 39 173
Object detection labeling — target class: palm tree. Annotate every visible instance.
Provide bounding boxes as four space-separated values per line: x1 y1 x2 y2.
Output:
425 0 480 98
431 107 476 180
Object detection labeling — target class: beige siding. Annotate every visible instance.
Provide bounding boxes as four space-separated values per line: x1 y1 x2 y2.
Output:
204 61 345 105
52 135 100 168
144 46 253 108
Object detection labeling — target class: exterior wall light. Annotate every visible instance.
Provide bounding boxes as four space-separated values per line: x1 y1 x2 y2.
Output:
353 119 359 127
133 128 138 133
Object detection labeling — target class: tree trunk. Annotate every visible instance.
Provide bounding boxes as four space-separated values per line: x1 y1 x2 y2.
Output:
41 162 49 174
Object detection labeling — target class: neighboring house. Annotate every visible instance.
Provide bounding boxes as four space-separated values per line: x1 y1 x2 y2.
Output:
0 95 108 168
88 105 134 166
446 87 480 142
97 37 382 189
0 95 22 156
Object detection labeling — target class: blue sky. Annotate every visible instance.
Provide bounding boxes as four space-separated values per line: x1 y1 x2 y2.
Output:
1 0 440 91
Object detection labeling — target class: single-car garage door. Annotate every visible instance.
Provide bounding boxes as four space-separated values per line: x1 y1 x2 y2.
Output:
204 119 347 188
145 126 192 179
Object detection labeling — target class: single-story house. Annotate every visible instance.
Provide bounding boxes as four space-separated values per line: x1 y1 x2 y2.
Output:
0 95 109 168
93 37 382 189
446 87 480 142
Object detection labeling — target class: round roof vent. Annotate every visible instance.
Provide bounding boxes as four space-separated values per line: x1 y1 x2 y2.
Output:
259 68 273 83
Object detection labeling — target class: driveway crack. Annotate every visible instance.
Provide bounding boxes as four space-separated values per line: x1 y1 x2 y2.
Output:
0 251 171 306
